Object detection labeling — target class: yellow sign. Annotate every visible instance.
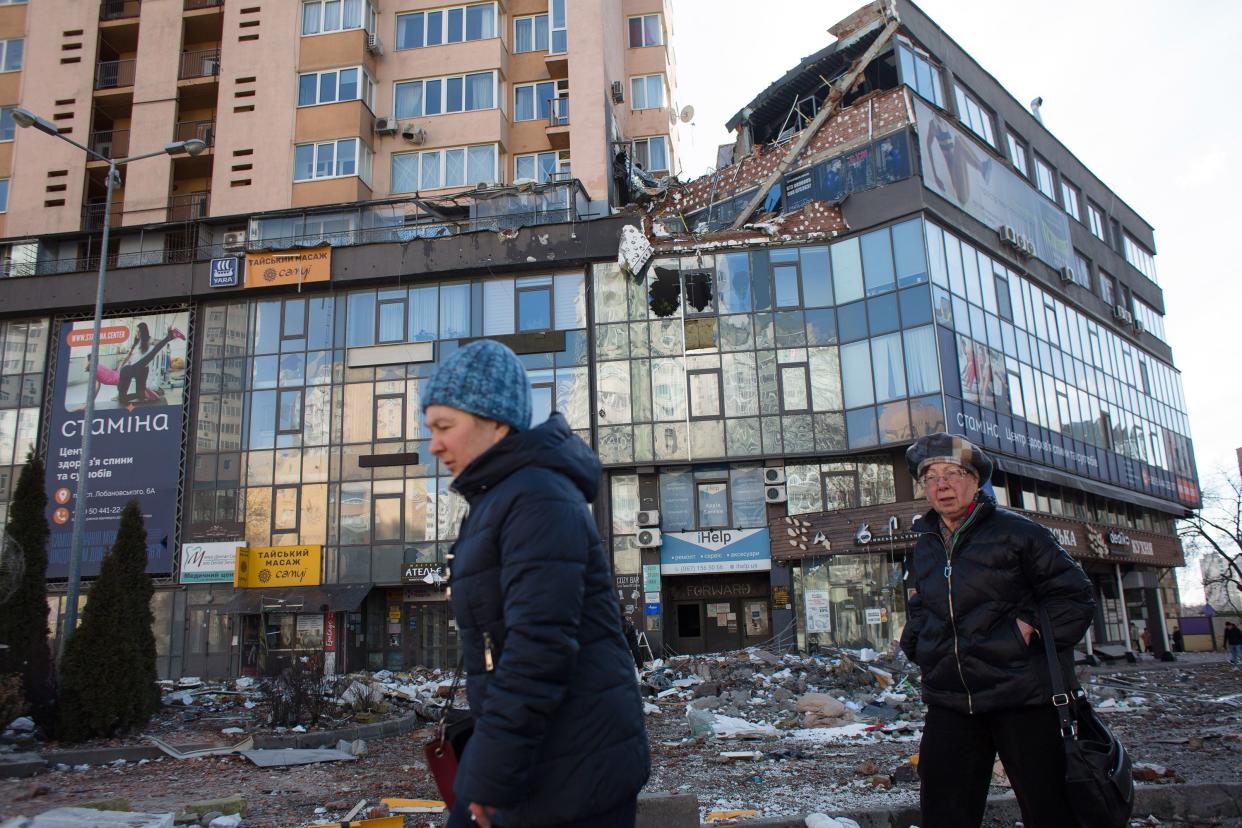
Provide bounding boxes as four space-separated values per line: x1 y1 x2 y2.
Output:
234 545 322 588
244 247 331 289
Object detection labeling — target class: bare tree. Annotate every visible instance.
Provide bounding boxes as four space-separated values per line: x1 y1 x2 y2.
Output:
1179 473 1242 614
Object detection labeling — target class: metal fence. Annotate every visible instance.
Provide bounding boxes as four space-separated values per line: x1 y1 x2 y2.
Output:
174 119 215 146
100 0 141 21
169 192 211 222
179 48 220 80
95 59 137 90
88 128 130 159
184 0 223 9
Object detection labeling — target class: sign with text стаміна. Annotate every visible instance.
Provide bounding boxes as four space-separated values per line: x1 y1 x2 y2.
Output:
45 311 190 577
234 545 322 588
244 247 331 289
660 528 771 575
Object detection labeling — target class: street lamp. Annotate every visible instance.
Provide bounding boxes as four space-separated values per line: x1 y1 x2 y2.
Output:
13 108 207 658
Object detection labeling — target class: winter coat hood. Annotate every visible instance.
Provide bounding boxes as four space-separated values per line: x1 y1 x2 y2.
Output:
452 412 600 503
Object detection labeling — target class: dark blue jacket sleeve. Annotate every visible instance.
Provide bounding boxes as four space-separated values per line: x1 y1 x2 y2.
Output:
454 491 587 806
1019 524 1095 649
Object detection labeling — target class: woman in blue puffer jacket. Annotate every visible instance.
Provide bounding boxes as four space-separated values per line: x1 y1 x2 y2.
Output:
422 339 650 828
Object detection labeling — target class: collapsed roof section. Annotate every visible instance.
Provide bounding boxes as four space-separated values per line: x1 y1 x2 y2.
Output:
640 1 914 254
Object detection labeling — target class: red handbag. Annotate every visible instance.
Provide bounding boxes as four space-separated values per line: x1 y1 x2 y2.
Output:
423 662 473 808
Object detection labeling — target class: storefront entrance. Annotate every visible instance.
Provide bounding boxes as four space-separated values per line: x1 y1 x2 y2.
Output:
403 602 457 669
794 552 907 653
664 573 771 655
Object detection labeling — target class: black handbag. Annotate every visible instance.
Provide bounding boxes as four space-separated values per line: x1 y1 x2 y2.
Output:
423 659 474 808
1038 608 1134 828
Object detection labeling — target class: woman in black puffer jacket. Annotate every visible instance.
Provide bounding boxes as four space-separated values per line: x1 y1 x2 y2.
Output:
422 340 649 828
900 433 1094 828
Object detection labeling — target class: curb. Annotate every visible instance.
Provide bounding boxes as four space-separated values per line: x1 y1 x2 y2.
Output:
704 782 1242 827
0 711 429 778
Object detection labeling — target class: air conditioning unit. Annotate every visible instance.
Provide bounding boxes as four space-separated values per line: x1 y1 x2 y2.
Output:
763 468 786 485
764 485 787 504
1133 318 1145 335
998 225 1018 245
374 116 398 136
636 510 660 528
221 230 247 251
611 81 624 104
366 32 384 55
636 527 662 548
401 123 427 144
1112 304 1134 324
1058 266 1075 284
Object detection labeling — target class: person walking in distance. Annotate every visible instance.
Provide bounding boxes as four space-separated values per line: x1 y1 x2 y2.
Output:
1225 621 1242 666
900 433 1095 828
423 340 649 828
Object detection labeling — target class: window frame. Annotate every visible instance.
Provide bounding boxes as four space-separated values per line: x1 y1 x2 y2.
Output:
0 179 8 214
1033 154 1057 201
297 65 373 109
394 2 496 49
301 0 370 37
390 143 499 193
0 107 14 142
515 279 553 333
1087 201 1106 241
549 0 567 55
777 361 811 413
372 392 406 441
1060 178 1082 222
513 80 555 122
952 82 995 146
1006 131 1028 177
513 12 549 53
687 368 724 420
630 73 665 111
1122 232 1158 283
515 151 558 183
695 479 732 528
272 485 302 534
895 40 945 107
293 137 370 182
627 13 663 48
393 70 496 119
632 135 669 174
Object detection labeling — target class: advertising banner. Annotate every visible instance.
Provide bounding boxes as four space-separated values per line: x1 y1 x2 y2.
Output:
180 540 243 583
912 96 1071 271
234 544 322 588
209 257 242 288
660 528 771 575
46 311 189 577
244 247 331 289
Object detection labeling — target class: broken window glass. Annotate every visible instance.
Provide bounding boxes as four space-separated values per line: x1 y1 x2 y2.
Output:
682 269 714 314
648 266 682 317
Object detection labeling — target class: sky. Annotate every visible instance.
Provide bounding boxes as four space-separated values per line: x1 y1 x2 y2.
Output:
669 0 1242 601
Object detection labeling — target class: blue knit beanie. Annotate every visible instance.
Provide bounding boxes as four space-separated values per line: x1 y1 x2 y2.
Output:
421 339 532 431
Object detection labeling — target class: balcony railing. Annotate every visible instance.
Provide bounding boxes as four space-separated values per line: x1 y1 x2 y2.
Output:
83 201 125 232
169 191 211 222
548 97 570 127
88 128 130 160
174 119 215 147
100 0 141 21
179 48 221 81
95 59 137 90
184 0 223 9
3 180 591 279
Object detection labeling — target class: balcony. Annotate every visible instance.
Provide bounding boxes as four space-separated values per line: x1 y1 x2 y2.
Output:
100 0 141 21
179 48 221 81
545 50 568 80
169 191 210 222
83 201 124 232
184 0 223 9
546 97 570 149
174 118 215 147
95 59 137 90
89 128 130 160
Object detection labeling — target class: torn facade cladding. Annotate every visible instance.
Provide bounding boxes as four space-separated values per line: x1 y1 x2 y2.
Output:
644 87 911 246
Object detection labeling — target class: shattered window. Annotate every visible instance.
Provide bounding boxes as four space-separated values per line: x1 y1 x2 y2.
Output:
682 269 714 314
648 266 682 317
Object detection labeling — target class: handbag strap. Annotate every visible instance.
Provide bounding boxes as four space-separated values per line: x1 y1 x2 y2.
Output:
434 655 466 743
1038 606 1078 740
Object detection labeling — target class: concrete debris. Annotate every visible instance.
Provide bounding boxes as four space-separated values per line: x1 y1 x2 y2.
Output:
145 735 254 760
7 718 35 733
804 815 861 828
239 748 356 768
28 810 173 828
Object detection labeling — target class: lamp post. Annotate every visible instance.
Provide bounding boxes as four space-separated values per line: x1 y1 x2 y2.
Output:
12 108 206 658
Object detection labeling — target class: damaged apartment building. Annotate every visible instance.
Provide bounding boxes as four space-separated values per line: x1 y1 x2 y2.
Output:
602 0 1198 664
0 0 1196 678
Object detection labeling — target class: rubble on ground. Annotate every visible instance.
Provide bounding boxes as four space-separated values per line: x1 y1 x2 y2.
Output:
2 653 1241 826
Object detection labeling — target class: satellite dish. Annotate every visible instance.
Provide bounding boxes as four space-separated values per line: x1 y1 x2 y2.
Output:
0 532 25 605
679 105 695 123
